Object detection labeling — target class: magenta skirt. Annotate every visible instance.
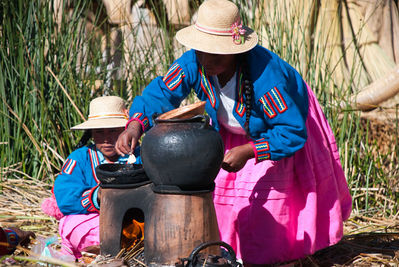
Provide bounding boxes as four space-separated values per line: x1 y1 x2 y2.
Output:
59 213 100 259
213 85 352 264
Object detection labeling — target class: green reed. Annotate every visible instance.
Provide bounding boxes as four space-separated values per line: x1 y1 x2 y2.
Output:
1 0 398 217
0 0 173 182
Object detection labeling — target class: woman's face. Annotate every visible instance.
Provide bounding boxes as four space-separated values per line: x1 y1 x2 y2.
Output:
195 51 237 76
92 127 125 162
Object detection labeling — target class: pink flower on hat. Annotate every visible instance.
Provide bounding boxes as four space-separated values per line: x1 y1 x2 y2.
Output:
231 21 246 45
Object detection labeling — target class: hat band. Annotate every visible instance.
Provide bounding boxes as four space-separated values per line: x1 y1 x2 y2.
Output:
195 22 232 36
88 113 128 120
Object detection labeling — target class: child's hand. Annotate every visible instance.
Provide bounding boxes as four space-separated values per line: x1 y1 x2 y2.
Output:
115 120 143 156
221 143 254 173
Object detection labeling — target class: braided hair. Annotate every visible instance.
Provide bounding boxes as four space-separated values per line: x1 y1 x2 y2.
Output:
74 130 92 150
239 53 253 137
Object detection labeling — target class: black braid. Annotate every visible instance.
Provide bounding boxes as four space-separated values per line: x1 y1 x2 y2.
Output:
240 53 253 137
74 130 92 150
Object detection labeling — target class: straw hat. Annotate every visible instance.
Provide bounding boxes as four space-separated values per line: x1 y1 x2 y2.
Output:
175 0 258 54
71 96 129 130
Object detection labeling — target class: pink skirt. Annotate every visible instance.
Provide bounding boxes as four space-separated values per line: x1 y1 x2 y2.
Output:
213 85 352 264
59 213 100 259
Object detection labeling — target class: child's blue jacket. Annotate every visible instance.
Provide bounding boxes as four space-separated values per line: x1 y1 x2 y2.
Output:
54 144 142 215
129 45 309 162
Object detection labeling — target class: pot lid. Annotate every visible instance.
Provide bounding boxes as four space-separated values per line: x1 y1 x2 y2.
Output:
157 101 206 120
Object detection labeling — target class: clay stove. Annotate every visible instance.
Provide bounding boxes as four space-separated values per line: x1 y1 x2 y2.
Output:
98 181 221 266
98 115 225 266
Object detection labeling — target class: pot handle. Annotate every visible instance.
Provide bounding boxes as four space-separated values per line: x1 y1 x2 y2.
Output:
151 113 160 125
200 115 210 129
187 241 242 267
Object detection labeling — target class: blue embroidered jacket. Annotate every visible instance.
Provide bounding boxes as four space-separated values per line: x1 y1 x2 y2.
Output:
54 144 142 215
130 45 309 162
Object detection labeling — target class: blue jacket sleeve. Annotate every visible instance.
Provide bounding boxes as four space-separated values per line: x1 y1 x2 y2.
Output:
245 47 310 162
128 51 199 131
54 148 99 215
251 81 308 162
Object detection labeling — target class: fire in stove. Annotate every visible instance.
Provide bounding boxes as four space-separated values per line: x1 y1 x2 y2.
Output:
122 219 144 250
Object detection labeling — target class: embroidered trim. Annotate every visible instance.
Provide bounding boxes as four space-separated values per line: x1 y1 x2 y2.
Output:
88 148 100 183
234 70 246 117
199 66 216 108
163 63 186 91
80 186 99 212
88 185 100 212
126 117 145 133
268 87 287 113
253 138 270 161
259 87 288 118
81 189 91 208
61 159 76 175
131 112 149 132
249 141 258 163
259 95 276 119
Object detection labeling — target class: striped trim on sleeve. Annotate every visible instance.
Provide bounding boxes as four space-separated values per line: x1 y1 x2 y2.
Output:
163 63 186 91
252 138 271 162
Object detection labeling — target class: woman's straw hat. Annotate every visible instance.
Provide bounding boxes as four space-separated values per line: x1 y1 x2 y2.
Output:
71 96 128 130
175 0 258 54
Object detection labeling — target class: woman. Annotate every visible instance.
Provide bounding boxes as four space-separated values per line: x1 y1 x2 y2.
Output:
116 0 352 265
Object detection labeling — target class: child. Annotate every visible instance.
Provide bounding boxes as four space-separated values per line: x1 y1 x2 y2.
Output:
42 95 141 259
115 0 352 265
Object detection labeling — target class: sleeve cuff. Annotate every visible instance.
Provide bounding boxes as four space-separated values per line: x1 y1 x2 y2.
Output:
92 186 100 210
251 138 271 163
81 186 100 213
126 113 150 132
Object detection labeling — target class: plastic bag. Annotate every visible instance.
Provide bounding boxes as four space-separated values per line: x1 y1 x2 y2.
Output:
31 236 75 264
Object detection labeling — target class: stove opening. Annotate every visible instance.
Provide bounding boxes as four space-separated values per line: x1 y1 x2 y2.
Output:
121 208 144 250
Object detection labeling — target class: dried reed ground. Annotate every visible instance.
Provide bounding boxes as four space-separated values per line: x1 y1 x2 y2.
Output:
1 177 399 266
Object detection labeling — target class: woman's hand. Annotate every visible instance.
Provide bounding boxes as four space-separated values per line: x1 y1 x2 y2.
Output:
221 143 254 173
115 120 143 156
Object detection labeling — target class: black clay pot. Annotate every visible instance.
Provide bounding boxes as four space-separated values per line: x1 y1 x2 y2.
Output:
141 115 224 193
96 163 150 189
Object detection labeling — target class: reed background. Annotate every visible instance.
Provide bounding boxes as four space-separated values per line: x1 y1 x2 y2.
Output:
1 0 398 221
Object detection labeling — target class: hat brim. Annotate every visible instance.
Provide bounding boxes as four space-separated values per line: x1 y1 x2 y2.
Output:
175 25 258 55
71 118 128 130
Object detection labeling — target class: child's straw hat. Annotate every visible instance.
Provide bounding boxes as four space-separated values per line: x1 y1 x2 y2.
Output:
175 0 258 55
71 96 128 130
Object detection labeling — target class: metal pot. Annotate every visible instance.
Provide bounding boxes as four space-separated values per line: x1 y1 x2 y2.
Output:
178 241 242 267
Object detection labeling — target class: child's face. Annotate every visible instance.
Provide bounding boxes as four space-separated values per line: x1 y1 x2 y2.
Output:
92 127 125 162
195 51 236 76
